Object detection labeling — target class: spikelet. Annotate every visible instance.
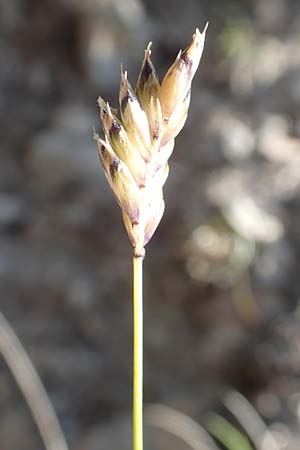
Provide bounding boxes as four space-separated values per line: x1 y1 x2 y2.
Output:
94 26 207 257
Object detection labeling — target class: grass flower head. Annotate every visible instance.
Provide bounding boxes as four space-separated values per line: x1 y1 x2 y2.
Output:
94 25 207 256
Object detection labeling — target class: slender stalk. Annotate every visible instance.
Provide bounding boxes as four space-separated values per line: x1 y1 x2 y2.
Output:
133 252 144 450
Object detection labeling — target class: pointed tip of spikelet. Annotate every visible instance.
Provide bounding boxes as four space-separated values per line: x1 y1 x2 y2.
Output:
200 22 209 36
97 96 106 109
120 63 128 80
143 42 153 63
193 23 208 42
146 41 152 53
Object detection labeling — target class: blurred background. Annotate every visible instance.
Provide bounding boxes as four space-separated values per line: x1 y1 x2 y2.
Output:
0 0 300 449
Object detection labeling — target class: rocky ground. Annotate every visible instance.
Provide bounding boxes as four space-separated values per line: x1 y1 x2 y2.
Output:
0 0 300 449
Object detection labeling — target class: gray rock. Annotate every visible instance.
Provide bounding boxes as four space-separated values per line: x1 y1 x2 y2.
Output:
0 193 27 230
207 107 255 161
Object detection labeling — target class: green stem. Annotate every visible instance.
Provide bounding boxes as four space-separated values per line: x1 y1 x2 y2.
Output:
133 253 144 450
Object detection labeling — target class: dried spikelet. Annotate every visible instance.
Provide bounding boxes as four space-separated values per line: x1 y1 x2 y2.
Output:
95 25 207 257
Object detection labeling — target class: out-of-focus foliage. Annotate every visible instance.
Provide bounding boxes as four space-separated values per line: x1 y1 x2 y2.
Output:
208 414 254 450
0 0 300 449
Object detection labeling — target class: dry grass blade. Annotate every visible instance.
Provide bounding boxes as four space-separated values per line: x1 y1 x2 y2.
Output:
0 311 69 450
145 403 219 450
